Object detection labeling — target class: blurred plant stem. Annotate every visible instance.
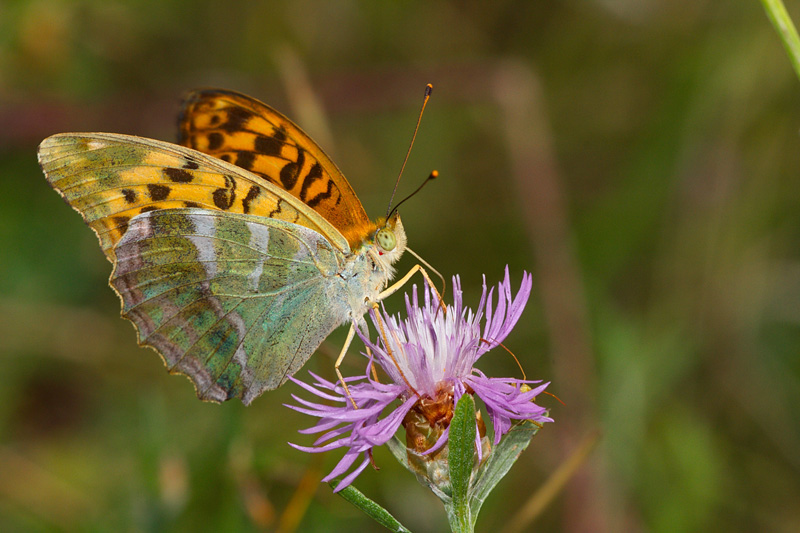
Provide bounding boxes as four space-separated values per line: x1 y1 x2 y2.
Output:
492 61 613 532
501 430 601 533
761 0 800 82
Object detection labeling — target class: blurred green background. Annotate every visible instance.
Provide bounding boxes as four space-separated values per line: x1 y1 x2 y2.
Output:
2 1 799 531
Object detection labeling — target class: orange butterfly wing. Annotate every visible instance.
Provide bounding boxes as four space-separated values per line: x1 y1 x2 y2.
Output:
178 89 376 250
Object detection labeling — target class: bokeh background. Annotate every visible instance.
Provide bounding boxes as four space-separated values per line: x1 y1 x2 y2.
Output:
2 1 799 531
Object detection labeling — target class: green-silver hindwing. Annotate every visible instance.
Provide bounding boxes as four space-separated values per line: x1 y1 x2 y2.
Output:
111 208 349 405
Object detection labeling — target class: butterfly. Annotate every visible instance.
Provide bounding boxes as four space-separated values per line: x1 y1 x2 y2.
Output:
38 89 417 405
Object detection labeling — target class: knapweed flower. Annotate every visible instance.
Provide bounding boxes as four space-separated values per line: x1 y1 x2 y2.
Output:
286 267 553 491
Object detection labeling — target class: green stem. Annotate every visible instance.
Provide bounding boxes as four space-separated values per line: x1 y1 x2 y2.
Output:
446 503 473 533
761 0 800 82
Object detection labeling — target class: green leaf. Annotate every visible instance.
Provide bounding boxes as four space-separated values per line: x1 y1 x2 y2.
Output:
330 482 414 533
761 0 800 82
446 393 477 533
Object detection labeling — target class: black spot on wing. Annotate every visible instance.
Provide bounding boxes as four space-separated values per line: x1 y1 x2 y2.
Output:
221 107 255 133
140 206 160 214
213 189 233 209
235 151 256 170
212 175 237 210
207 132 224 150
273 126 287 142
182 160 200 170
220 154 232 163
254 135 282 156
299 162 323 202
163 167 194 183
183 201 202 208
147 184 171 201
279 150 305 190
113 215 130 234
241 185 261 214
121 188 137 204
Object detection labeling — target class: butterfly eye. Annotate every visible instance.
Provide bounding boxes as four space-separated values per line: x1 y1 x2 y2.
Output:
375 228 396 252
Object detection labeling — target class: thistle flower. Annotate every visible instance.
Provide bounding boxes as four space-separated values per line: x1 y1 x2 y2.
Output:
286 267 552 491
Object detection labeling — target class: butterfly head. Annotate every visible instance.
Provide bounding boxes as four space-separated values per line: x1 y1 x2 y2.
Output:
373 212 406 266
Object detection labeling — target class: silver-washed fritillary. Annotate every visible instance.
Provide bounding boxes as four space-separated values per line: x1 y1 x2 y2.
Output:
38 89 411 405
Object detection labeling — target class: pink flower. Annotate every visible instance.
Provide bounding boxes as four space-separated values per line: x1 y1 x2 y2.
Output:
287 267 552 490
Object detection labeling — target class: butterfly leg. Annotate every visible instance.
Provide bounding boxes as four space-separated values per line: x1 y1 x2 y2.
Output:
334 324 359 409
335 265 443 408
370 303 420 397
377 264 446 313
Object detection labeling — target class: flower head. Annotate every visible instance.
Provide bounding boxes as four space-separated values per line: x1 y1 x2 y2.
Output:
286 267 553 491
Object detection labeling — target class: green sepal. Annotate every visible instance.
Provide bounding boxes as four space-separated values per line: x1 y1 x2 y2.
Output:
445 393 478 533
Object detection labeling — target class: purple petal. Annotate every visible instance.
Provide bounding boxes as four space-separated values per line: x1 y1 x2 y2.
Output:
356 395 418 446
322 450 362 482
332 455 372 492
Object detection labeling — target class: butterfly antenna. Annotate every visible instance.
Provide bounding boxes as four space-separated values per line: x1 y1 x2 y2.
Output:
405 246 447 305
386 83 433 218
481 339 526 380
387 170 438 220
